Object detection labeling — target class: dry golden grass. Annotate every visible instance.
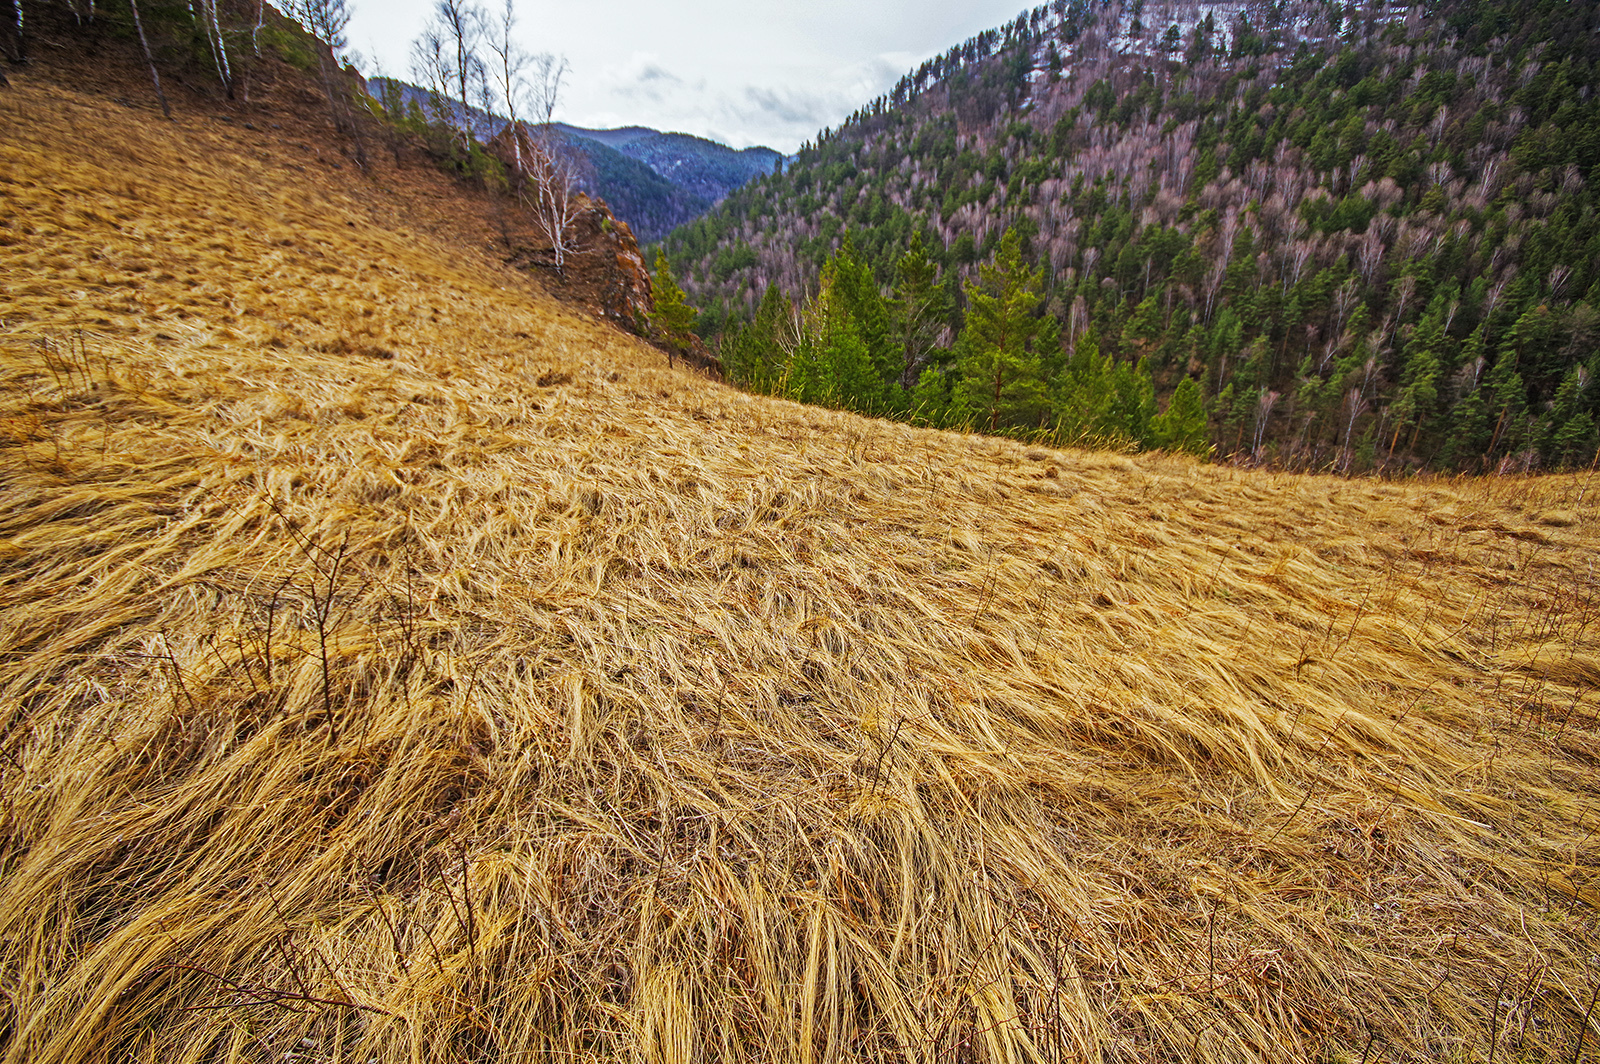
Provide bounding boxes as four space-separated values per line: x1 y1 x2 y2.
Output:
3 77 1599 1064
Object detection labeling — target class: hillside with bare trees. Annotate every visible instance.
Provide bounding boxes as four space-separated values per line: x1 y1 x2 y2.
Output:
661 0 1600 474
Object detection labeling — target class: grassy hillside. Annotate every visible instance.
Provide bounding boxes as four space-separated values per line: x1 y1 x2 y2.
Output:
3 59 1600 1064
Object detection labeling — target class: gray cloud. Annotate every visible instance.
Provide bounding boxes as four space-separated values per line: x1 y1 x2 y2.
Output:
741 85 833 126
611 59 685 102
637 63 681 84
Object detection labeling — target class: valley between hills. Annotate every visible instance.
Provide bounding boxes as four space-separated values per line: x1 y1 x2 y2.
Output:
1 9 1599 1064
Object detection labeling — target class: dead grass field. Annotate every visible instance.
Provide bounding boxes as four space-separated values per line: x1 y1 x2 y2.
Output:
2 74 1599 1064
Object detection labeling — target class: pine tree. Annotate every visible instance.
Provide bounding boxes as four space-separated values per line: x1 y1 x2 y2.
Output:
649 251 698 367
749 283 791 392
1543 366 1595 467
955 229 1053 434
828 235 899 409
817 307 879 413
723 284 791 393
1109 358 1157 445
1391 307 1444 454
1441 385 1491 472
1552 409 1597 469
1482 349 1530 462
891 232 950 390
909 367 953 427
1053 329 1154 447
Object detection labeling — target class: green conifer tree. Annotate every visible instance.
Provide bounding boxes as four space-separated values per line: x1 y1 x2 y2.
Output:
1052 329 1153 447
909 367 954 427
1391 308 1444 454
1441 385 1490 472
649 250 698 368
891 232 951 389
829 235 900 409
727 283 791 394
955 228 1053 434
1152 377 1211 455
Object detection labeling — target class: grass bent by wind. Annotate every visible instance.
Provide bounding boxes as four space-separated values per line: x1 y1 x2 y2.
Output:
1 72 1598 1064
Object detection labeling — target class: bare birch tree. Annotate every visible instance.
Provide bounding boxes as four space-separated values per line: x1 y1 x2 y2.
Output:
128 0 171 118
252 0 267 56
286 0 369 170
484 0 530 174
523 52 578 273
1252 390 1280 461
430 0 485 145
410 26 455 130
3 0 22 66
0 0 13 85
195 0 232 97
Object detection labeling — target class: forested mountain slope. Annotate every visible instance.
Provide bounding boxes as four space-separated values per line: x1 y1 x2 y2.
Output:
570 126 781 206
562 126 779 241
662 0 1600 473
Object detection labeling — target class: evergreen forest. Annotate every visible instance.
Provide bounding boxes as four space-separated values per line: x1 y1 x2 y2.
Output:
657 0 1600 472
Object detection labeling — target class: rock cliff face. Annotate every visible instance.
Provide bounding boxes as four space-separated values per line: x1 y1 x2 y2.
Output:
561 199 722 376
561 193 654 333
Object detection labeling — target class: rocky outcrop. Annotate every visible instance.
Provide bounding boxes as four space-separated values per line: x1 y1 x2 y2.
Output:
560 197 721 376
497 189 651 329
488 129 651 329
564 193 654 332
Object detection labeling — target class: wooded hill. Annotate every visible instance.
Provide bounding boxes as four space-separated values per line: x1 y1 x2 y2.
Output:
658 0 1600 473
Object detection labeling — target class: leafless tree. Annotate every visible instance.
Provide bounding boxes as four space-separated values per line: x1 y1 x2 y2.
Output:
1252 389 1280 462
484 0 530 174
1338 377 1371 474
287 0 368 169
127 0 171 118
3 0 23 66
195 0 232 97
1388 273 1416 343
434 0 486 144
1283 238 1314 292
252 0 267 56
515 53 578 273
1356 231 1384 285
1331 278 1361 340
1202 258 1225 321
1548 263 1572 300
1428 105 1450 146
410 26 455 128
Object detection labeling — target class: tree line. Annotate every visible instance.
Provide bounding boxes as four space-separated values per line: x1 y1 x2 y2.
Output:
654 225 1207 453
394 0 578 269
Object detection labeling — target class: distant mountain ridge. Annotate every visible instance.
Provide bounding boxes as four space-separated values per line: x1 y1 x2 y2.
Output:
568 127 783 205
369 79 781 242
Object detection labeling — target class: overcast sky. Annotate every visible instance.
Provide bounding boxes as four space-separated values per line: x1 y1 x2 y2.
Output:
346 0 1035 153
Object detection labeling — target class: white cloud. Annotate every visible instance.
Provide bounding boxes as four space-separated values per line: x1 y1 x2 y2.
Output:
349 0 1036 152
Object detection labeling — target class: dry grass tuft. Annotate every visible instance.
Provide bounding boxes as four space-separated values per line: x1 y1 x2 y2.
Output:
2 78 1599 1064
